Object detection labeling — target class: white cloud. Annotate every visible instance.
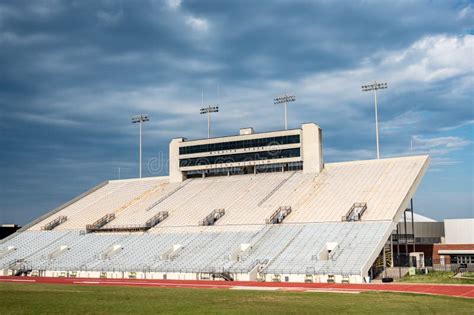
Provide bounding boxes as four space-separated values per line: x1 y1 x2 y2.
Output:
457 4 474 20
166 0 182 10
380 111 424 134
430 157 463 167
383 134 471 170
54 32 466 145
324 148 375 162
411 135 471 155
185 16 209 32
296 34 474 106
16 113 83 127
272 33 474 159
390 35 474 83
440 120 474 131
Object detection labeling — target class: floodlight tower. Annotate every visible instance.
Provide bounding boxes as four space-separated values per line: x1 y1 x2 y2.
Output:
274 94 296 130
361 81 388 159
131 114 150 178
200 105 219 138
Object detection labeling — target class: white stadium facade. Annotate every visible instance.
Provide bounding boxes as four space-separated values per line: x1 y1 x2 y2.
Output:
0 123 430 283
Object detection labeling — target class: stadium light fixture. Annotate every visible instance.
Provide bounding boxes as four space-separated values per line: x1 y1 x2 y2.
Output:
200 105 219 138
131 114 150 178
361 81 388 159
274 94 296 130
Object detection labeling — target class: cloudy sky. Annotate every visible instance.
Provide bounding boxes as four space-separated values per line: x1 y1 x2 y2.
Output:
0 0 472 225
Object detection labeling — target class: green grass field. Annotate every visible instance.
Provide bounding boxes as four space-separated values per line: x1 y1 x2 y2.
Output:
462 272 474 278
399 271 474 285
0 283 473 314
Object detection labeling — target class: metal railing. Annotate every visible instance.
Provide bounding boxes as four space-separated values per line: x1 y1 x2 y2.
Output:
341 202 367 222
86 213 115 232
145 211 169 227
42 216 68 231
85 211 169 233
199 209 225 226
266 206 292 224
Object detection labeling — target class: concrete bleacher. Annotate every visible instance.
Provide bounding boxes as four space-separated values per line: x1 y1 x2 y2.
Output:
0 222 391 280
1 155 429 283
28 156 427 231
263 222 392 276
28 178 167 231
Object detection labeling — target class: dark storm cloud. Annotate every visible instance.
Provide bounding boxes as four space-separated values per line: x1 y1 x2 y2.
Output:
0 0 473 224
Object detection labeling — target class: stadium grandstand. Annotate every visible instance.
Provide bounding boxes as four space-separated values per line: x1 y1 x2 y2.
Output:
0 123 429 283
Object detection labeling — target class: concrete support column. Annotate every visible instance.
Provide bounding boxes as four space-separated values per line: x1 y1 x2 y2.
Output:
169 138 185 182
301 123 324 174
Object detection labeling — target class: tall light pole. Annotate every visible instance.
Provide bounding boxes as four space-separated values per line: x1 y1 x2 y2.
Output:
131 114 150 178
362 81 387 159
200 105 219 138
274 94 296 130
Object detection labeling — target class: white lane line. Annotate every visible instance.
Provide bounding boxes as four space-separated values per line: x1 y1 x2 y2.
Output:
305 289 361 294
231 286 279 291
0 279 36 282
72 281 230 288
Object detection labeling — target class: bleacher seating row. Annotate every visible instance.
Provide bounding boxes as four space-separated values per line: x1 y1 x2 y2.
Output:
0 222 391 276
27 156 428 231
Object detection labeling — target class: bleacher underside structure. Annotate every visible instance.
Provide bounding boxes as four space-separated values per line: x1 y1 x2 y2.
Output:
0 123 430 283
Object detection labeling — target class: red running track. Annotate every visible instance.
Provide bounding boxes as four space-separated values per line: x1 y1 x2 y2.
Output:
0 276 473 299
